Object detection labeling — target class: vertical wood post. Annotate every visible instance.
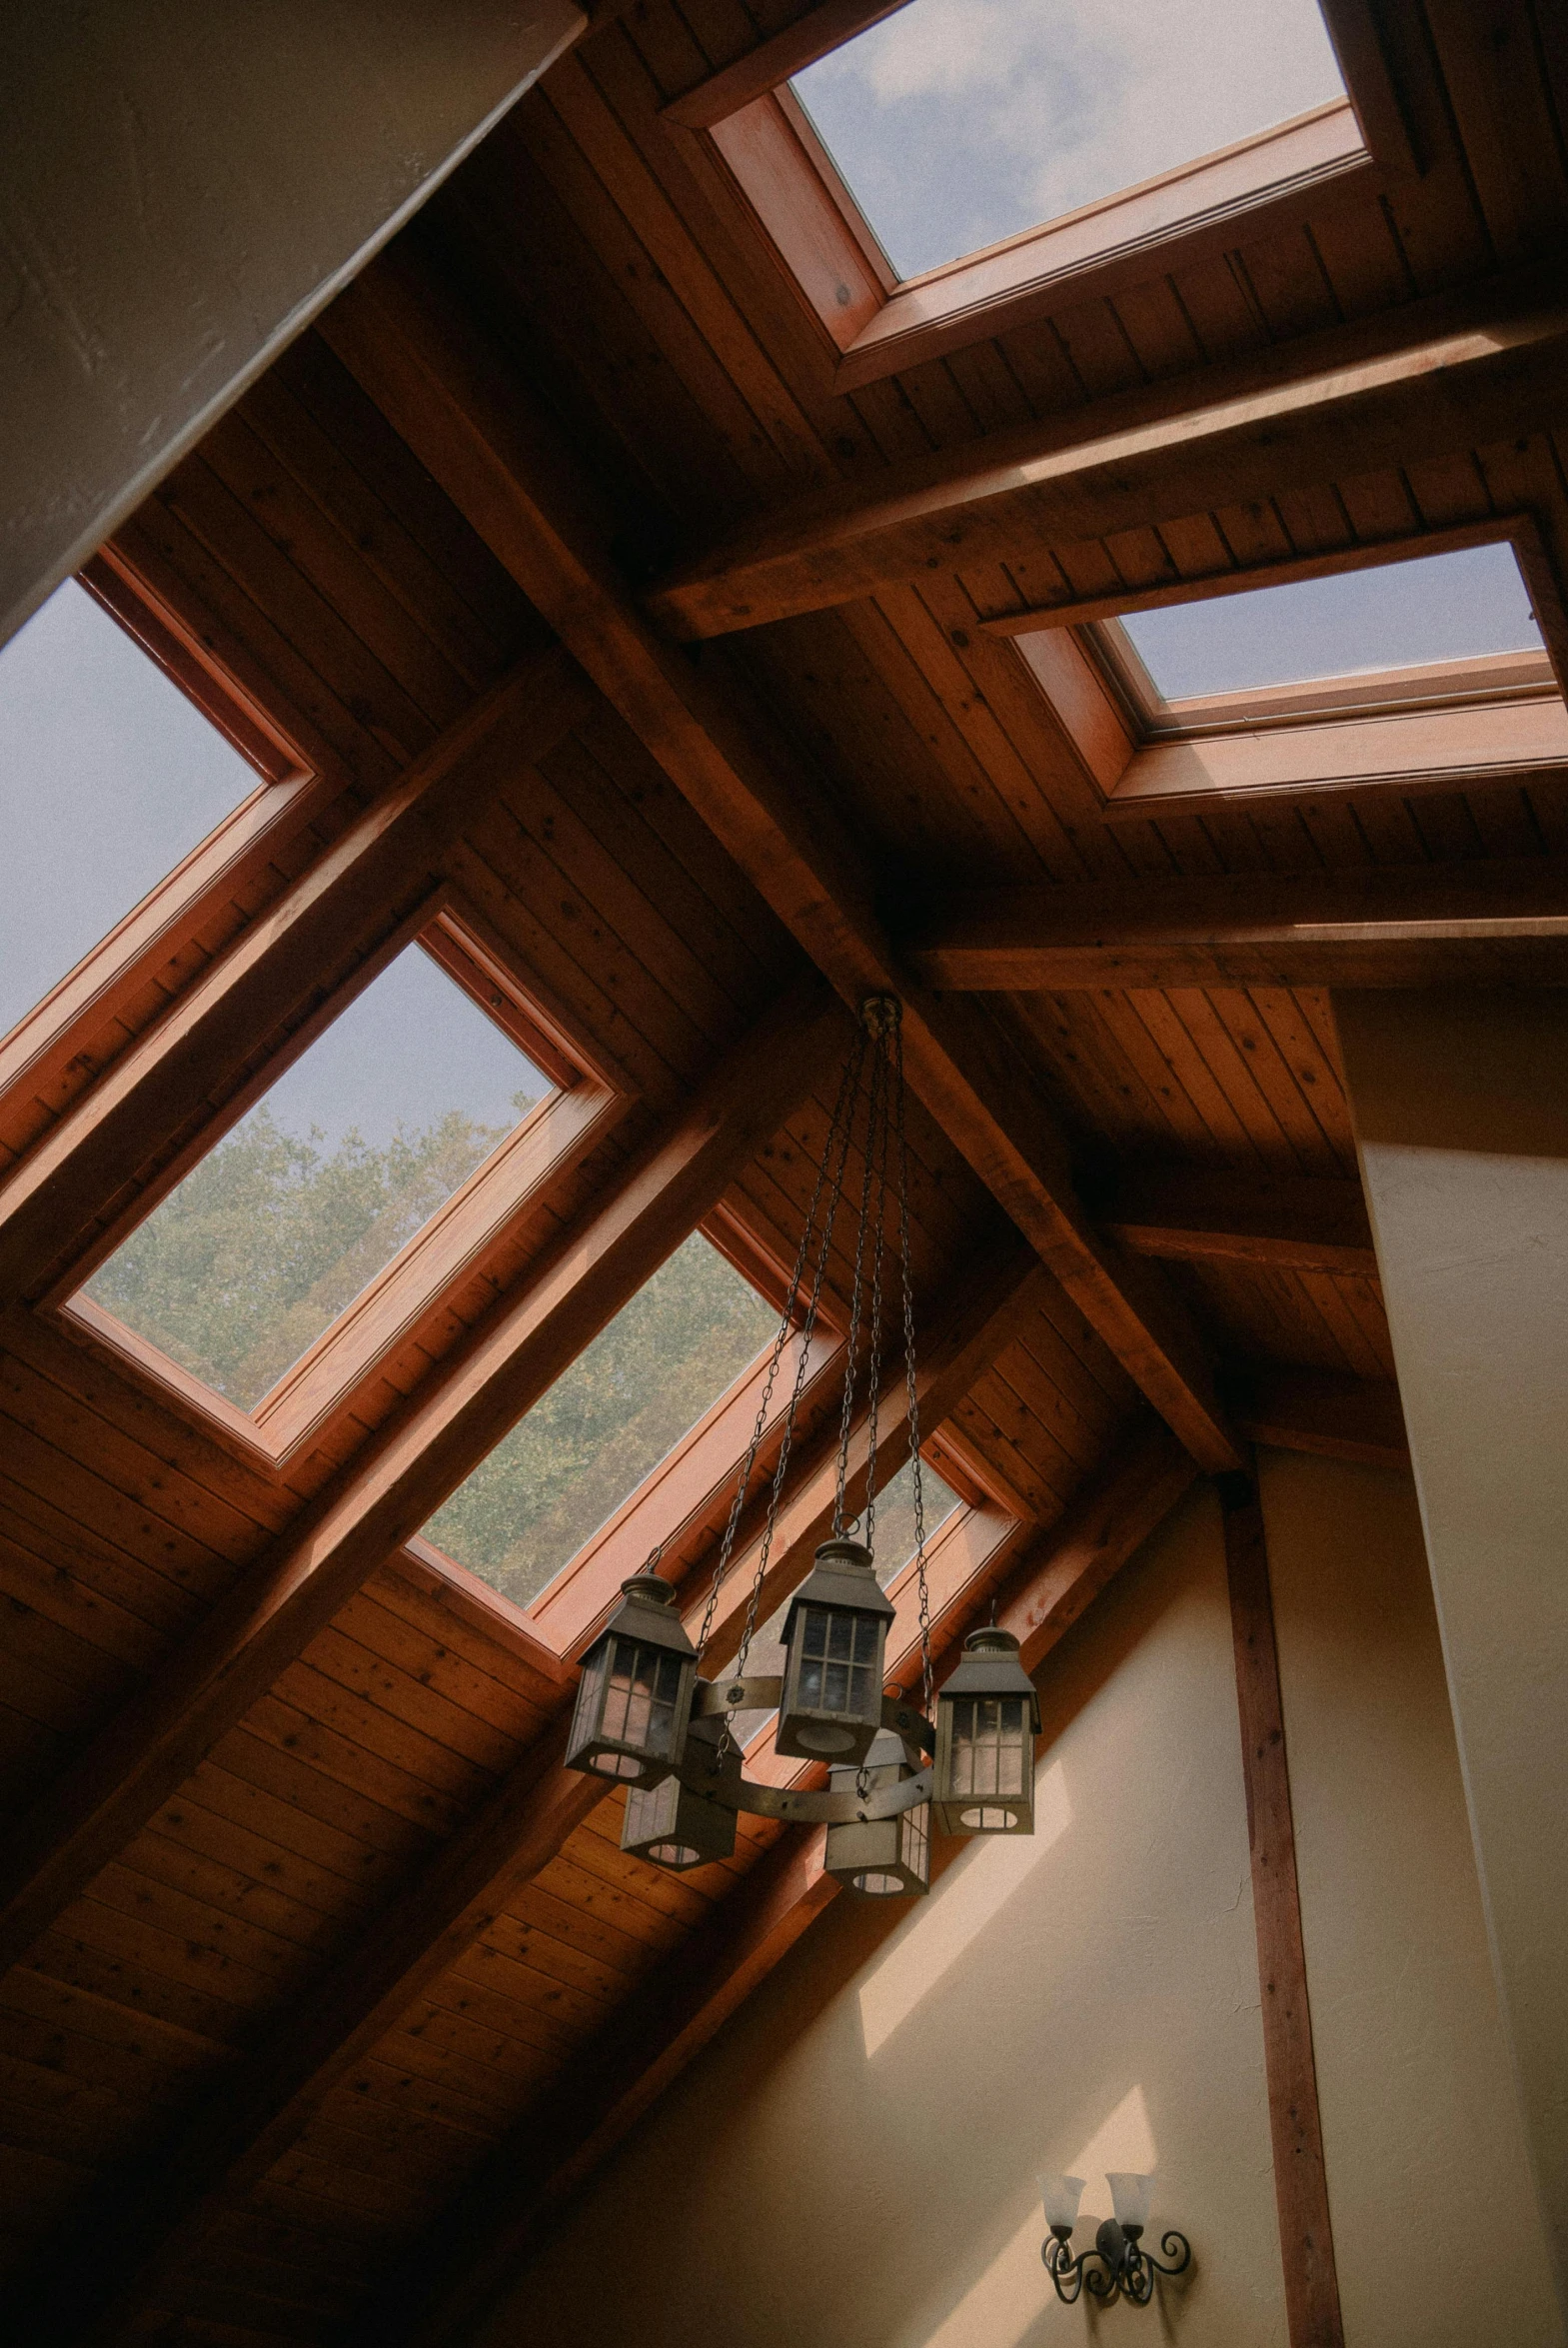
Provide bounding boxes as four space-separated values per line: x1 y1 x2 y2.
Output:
1220 1464 1344 2348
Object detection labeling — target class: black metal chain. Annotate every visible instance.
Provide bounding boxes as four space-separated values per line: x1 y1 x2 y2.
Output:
688 993 931 1745
831 1023 879 1538
891 1006 933 1721
859 1005 892 1552
694 1025 865 1659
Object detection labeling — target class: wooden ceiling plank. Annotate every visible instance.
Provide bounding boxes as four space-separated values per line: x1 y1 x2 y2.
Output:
644 264 1568 637
0 976 844 2000
910 856 1568 990
353 1414 1197 2348
315 252 1240 1471
0 649 592 1315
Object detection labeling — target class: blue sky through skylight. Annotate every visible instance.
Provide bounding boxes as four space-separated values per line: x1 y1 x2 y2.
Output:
791 0 1346 280
1119 544 1546 702
0 580 260 1037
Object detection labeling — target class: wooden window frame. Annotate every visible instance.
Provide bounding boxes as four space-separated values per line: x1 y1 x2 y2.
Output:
670 0 1414 394
1002 515 1568 820
51 889 627 1470
0 551 336 1139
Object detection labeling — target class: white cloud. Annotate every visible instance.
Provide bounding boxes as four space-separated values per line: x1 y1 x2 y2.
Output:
794 0 1346 274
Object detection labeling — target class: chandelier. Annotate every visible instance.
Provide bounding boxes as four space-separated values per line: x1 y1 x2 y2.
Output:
564 999 1039 1896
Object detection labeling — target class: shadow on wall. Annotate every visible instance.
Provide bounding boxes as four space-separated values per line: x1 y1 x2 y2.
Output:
486 1486 1289 2348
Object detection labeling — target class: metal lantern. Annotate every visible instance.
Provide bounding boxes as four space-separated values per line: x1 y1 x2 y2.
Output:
824 1727 930 1897
932 1625 1040 1834
776 1536 896 1764
566 1571 697 1786
620 1712 740 1870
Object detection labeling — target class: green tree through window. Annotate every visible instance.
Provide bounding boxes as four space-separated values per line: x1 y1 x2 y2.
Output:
88 1105 520 1409
426 1231 779 1611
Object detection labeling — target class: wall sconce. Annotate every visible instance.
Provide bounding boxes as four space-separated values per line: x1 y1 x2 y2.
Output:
1037 2172 1191 2306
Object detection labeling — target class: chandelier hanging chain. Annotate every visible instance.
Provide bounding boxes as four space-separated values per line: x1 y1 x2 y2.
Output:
832 1022 881 1539
862 1008 893 1547
570 992 1042 1897
892 1007 934 1722
693 1023 867 1663
725 1056 860 1695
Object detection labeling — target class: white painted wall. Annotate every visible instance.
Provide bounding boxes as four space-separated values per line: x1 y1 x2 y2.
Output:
1335 988 1568 2323
0 0 584 646
1263 1447 1563 2348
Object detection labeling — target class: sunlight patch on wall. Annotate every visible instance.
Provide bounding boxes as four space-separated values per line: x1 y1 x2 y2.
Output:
1067 2081 1159 2218
911 2083 1161 2348
916 2198 1051 2348
858 1760 1071 2057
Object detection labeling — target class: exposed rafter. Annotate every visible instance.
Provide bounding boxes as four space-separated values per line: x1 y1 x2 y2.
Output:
316 253 1240 1472
1094 1166 1377 1276
905 860 1568 993
641 264 1568 638
0 978 845 1987
1226 1366 1408 1471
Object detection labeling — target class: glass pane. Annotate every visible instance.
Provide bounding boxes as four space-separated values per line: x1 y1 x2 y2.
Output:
425 1231 779 1609
0 580 264 1037
1120 543 1546 701
602 1639 685 1757
952 1694 1027 1797
84 943 551 1410
866 1453 961 1586
791 0 1344 280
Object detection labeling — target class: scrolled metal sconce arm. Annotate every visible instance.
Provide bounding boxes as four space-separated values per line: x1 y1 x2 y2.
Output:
1043 2219 1191 2307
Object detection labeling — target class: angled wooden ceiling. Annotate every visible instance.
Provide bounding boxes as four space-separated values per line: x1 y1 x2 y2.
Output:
2 0 1566 2339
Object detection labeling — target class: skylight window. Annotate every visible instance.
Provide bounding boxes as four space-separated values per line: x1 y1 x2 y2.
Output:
82 942 553 1413
0 579 266 1037
790 0 1347 279
424 1232 780 1612
1117 543 1547 703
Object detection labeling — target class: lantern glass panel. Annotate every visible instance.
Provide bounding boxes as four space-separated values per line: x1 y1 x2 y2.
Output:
597 1637 686 1769
950 1693 1028 1825
797 1605 881 1719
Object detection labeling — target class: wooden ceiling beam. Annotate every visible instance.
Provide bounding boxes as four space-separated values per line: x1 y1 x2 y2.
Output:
642 265 1568 639
317 253 1240 1472
905 858 1568 993
1226 1365 1409 1471
358 1416 1198 2348
0 976 845 1992
1095 1165 1377 1276
660 1 909 128
19 1234 1042 2347
0 647 592 1310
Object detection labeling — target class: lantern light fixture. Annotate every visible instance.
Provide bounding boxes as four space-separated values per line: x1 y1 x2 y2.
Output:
932 1624 1040 1835
1038 2171 1191 2305
777 1536 897 1763
565 1570 698 1787
621 1712 741 1869
565 998 1043 1899
823 1725 931 1896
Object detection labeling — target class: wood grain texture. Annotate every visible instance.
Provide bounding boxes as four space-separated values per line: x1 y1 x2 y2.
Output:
645 265 1568 637
908 857 1568 990
1222 1469 1344 2348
